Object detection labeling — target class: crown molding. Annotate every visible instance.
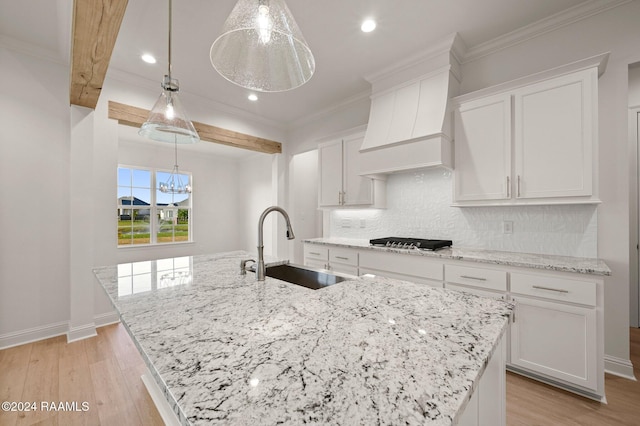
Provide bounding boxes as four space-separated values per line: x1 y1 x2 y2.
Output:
287 89 371 130
463 0 632 63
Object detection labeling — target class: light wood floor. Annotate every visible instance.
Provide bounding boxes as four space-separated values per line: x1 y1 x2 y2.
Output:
1 325 638 426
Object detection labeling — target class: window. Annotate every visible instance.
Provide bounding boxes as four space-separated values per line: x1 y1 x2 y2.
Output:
117 166 192 246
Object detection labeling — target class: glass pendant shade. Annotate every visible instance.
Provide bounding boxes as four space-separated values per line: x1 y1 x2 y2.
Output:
139 0 200 144
139 78 199 144
210 0 315 92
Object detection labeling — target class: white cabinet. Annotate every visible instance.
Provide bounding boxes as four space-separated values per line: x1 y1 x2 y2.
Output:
359 250 444 288
303 244 358 275
457 334 506 426
318 132 385 208
509 272 599 392
454 93 511 202
453 57 604 206
303 245 329 270
445 264 508 299
514 69 595 199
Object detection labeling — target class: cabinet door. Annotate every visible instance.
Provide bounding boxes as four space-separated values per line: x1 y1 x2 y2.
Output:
318 139 344 206
342 134 373 206
514 68 595 199
454 93 511 201
510 295 597 390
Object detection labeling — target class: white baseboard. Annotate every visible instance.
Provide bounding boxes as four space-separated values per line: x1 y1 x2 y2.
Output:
94 310 120 328
0 310 120 350
66 322 98 343
0 321 69 350
605 355 637 380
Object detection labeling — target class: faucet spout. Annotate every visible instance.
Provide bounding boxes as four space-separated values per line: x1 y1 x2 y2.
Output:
257 206 295 281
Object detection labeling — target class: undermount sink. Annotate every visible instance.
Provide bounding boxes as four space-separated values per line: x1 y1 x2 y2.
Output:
265 263 352 290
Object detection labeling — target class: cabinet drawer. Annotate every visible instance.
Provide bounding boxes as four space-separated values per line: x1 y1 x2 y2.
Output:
359 251 443 281
445 264 507 292
330 248 358 266
510 272 596 306
359 268 443 288
446 283 506 300
303 245 329 261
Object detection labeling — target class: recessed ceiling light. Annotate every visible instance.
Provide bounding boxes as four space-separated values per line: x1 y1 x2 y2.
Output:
141 54 157 64
248 94 258 101
361 19 376 33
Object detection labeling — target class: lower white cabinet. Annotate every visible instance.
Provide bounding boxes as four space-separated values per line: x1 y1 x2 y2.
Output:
509 272 598 392
303 244 359 275
445 263 507 299
359 250 444 288
458 334 506 426
303 242 604 400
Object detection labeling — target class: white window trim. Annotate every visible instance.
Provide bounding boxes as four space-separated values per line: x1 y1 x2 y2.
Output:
117 164 193 247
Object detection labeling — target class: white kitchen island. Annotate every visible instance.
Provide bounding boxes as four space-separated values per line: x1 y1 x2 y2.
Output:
93 251 513 426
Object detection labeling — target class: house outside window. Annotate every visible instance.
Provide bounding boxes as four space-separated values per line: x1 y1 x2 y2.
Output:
117 166 192 246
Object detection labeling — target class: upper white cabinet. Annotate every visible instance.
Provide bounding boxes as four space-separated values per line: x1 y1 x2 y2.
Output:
514 69 595 199
318 131 386 208
453 54 606 206
454 93 512 202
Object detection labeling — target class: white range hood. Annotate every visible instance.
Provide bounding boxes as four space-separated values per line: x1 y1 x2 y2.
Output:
360 34 464 178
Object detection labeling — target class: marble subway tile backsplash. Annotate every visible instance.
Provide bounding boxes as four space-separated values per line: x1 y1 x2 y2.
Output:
329 169 598 257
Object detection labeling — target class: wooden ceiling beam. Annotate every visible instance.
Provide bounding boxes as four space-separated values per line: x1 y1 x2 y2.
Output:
70 0 128 109
108 101 282 154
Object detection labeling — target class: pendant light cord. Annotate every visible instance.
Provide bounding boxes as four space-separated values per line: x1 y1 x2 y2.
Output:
168 0 172 79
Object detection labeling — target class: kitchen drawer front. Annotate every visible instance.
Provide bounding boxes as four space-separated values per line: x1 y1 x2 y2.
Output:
446 283 506 300
445 264 507 292
360 267 443 288
329 248 358 267
331 264 359 276
359 251 443 282
510 272 596 306
303 245 329 262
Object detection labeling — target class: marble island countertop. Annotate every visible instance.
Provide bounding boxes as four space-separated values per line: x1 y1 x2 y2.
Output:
94 251 513 426
303 238 611 276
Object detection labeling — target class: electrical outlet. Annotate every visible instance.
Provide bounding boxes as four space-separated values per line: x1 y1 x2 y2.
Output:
503 220 514 234
360 219 366 228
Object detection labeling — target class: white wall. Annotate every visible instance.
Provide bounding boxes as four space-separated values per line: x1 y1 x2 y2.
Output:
289 150 321 263
115 138 242 263
0 46 287 348
0 47 71 344
237 153 275 256
628 64 640 328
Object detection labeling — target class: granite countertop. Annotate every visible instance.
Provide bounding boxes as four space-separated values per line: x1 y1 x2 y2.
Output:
303 238 611 276
93 251 513 426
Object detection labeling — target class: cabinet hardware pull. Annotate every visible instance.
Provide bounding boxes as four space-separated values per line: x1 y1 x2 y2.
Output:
532 285 569 293
338 191 342 205
309 252 321 256
335 256 349 260
517 175 521 197
460 275 487 281
342 191 347 204
506 176 510 198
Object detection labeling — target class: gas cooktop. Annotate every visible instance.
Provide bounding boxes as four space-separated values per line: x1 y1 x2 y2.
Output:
369 237 452 251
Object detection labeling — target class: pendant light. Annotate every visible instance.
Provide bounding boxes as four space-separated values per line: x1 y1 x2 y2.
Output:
139 0 199 144
210 0 315 92
159 136 192 194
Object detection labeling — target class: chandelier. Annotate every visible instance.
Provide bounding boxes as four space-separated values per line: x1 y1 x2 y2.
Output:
159 138 191 194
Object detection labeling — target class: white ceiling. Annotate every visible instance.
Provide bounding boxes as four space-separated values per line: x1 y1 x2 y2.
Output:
1 0 606 128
